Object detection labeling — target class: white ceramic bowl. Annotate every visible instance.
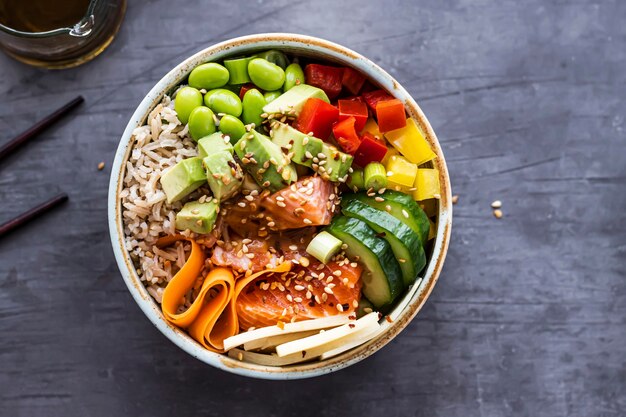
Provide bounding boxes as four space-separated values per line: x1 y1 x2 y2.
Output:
108 33 452 379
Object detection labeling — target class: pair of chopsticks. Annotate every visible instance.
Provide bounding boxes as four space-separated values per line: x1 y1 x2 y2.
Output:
0 96 83 238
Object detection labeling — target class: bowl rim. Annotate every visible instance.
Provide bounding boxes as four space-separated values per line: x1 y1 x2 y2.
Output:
108 33 452 380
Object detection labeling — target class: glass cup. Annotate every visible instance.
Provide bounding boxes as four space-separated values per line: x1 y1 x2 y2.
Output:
0 0 126 69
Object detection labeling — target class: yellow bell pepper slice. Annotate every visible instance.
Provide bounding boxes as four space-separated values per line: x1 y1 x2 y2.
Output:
384 118 436 165
385 154 417 192
413 168 441 201
360 118 382 139
381 146 399 166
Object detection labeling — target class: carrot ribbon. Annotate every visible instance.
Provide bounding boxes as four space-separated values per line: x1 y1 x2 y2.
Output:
157 235 290 352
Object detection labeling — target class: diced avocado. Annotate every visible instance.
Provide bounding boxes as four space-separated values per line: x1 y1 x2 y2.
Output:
235 129 298 192
197 132 234 158
160 157 206 203
270 121 323 167
318 143 353 182
262 84 329 117
203 151 244 201
175 200 219 234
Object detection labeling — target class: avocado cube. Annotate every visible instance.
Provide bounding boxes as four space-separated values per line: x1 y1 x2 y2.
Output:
203 152 243 201
270 121 324 167
320 143 353 182
175 200 219 234
197 132 234 158
235 129 298 192
263 84 329 117
160 157 206 203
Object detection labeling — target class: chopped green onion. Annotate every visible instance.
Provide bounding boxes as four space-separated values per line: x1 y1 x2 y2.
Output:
347 168 365 191
306 231 342 264
364 162 387 190
223 57 252 85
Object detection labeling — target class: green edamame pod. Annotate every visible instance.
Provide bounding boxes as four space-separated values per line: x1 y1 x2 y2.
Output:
188 63 229 90
283 63 304 91
203 89 243 117
247 58 285 91
174 86 203 124
188 106 217 141
264 90 282 104
242 88 266 127
223 57 252 84
219 115 247 144
255 50 289 69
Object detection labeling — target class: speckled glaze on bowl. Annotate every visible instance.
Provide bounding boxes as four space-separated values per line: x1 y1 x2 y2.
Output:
108 33 452 380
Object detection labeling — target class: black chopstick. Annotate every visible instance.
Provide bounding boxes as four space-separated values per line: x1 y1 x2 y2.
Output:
0 96 84 161
0 193 68 237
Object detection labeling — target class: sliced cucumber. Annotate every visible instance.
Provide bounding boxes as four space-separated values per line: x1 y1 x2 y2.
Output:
343 190 430 244
341 199 425 286
326 216 403 308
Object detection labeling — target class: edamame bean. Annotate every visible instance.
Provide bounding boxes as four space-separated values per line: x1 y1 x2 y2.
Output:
175 86 203 124
283 63 304 92
242 88 266 127
188 63 230 90
255 50 289 69
263 90 282 103
223 57 252 84
188 106 216 141
203 89 242 117
247 58 285 91
219 115 247 144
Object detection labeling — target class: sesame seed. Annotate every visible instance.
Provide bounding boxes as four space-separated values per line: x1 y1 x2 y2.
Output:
286 294 293 302
294 297 303 303
294 285 305 291
281 308 287 317
491 200 502 209
324 286 334 295
375 196 384 202
303 136 309 145
452 195 459 204
299 257 310 267
304 151 313 159
398 258 406 263
97 162 105 170
341 244 348 250
336 304 344 312
402 209 409 218
306 291 312 299
245 195 254 201
246 253 255 259
333 270 342 276
343 278 349 285
289 244 298 251
267 221 276 227
364 307 373 314
237 202 246 208
385 205 392 212
493 209 503 219
303 218 312 224
314 295 321 304
378 188 386 194
322 293 328 302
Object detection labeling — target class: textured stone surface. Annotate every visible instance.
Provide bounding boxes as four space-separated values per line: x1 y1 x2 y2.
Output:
0 1 624 416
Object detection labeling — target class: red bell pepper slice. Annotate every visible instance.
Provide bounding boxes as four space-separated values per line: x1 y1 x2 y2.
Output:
338 99 368 132
341 67 366 95
332 116 361 154
294 98 339 141
353 132 388 167
362 89 394 112
239 83 257 100
305 64 343 99
375 99 407 132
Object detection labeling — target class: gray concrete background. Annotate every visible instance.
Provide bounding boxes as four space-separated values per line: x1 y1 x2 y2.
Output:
0 1 624 416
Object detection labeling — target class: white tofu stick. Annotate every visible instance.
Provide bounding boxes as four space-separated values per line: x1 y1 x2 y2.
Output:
319 323 380 360
275 312 379 357
243 330 319 352
223 314 351 351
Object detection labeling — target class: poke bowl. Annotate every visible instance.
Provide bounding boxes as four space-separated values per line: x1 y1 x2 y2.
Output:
108 33 452 379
